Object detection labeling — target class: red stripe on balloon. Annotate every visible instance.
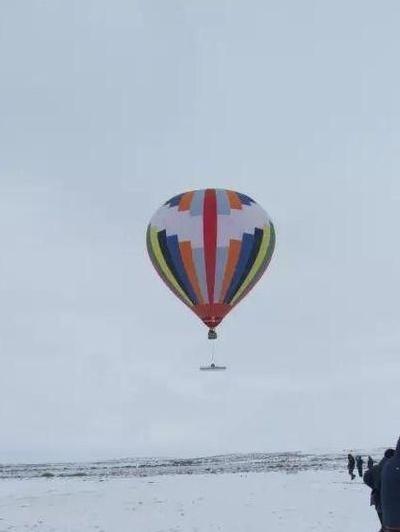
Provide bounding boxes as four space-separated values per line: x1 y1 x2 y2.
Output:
203 189 217 305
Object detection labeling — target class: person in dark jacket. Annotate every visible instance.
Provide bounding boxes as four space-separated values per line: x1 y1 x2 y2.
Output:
364 449 395 530
368 456 375 470
381 437 400 531
356 455 364 477
348 453 356 480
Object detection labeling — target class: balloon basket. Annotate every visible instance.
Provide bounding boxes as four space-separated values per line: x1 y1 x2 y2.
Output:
208 328 217 340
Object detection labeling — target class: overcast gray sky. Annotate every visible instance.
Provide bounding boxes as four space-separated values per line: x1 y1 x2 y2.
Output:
1 0 400 463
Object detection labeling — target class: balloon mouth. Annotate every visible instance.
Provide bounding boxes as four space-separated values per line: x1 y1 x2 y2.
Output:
203 317 222 328
192 303 231 329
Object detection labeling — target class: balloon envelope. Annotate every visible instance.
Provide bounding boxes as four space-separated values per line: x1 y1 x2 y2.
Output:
146 189 275 330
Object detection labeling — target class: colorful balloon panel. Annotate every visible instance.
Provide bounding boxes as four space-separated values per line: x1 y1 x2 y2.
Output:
146 189 275 329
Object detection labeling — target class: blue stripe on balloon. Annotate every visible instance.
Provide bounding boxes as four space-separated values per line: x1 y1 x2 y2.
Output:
214 246 228 302
193 247 209 303
166 235 198 304
235 227 264 292
236 193 255 206
165 194 184 207
234 223 276 305
157 230 191 301
190 190 205 216
224 233 254 303
216 189 231 214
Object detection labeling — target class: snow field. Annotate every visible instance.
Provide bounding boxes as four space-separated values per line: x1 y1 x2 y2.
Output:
0 470 377 532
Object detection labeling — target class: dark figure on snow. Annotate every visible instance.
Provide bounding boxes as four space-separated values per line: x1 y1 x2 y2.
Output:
364 448 395 530
356 455 364 477
348 454 356 480
368 456 375 470
381 437 400 531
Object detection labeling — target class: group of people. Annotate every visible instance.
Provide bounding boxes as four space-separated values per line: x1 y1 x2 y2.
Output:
347 453 372 479
347 436 400 532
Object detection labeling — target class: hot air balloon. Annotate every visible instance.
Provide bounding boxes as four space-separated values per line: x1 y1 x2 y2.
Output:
146 188 275 369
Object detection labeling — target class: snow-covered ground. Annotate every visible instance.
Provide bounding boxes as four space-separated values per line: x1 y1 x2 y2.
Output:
0 470 377 532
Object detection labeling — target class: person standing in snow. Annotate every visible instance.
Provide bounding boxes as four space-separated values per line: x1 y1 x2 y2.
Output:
381 437 400 531
356 455 364 477
348 454 356 480
368 456 375 470
364 448 395 530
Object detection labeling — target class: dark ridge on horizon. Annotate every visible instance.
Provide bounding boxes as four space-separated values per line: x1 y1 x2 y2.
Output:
0 449 385 481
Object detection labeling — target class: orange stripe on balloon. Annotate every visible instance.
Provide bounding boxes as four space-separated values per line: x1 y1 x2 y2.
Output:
178 191 195 211
219 239 241 303
179 241 205 305
226 190 242 210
